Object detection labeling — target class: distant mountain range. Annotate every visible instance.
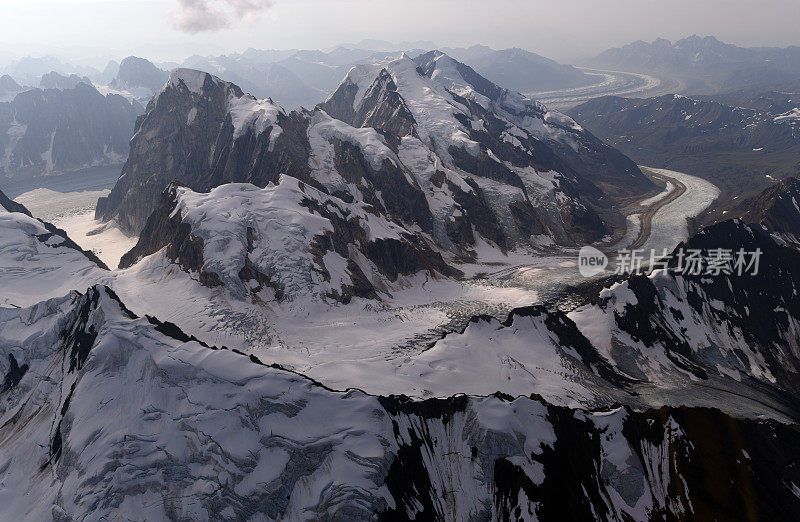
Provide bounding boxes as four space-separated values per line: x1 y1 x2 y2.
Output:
0 56 100 86
443 45 595 93
0 45 597 111
0 82 142 178
178 45 596 109
568 91 800 225
590 35 800 93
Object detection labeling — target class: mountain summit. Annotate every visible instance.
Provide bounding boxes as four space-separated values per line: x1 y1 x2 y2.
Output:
98 53 653 259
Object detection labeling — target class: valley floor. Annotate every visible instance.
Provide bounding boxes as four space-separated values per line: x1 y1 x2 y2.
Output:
528 68 684 110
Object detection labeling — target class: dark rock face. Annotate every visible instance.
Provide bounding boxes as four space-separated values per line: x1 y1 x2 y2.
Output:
118 183 219 285
0 82 142 177
110 56 169 93
321 68 417 150
330 137 432 233
0 188 32 216
447 178 508 250
317 76 359 124
39 71 91 90
97 72 301 234
1 354 28 392
729 177 800 238
34 223 110 271
365 237 456 281
378 393 800 521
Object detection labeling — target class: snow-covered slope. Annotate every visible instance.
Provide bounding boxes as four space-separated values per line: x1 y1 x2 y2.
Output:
14 176 800 417
0 189 108 308
567 219 800 405
119 177 455 304
2 284 799 520
322 51 654 247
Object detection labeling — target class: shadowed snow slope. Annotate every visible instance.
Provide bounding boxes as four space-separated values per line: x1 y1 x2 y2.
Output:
2 285 800 520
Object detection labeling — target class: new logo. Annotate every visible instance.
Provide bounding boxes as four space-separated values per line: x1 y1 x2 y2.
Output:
578 246 608 277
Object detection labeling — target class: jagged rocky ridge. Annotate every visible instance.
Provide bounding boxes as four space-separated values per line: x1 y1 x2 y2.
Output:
97 54 653 254
1 284 800 520
0 82 142 177
418 212 800 416
406 218 800 420
564 217 800 415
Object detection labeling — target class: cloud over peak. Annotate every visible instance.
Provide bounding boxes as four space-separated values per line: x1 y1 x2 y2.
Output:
170 0 273 33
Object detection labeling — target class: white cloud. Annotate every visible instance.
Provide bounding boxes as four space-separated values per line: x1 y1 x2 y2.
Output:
169 0 274 33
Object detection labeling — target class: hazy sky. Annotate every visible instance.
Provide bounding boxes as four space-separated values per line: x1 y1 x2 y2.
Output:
1 0 799 66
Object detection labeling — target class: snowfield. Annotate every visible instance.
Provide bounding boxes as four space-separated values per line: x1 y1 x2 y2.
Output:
2 164 721 400
0 165 730 422
13 188 136 269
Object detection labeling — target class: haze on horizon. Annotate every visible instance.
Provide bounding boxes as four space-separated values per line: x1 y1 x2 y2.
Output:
0 0 798 67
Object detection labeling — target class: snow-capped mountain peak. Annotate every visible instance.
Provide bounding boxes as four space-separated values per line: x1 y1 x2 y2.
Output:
100 58 652 267
118 176 456 304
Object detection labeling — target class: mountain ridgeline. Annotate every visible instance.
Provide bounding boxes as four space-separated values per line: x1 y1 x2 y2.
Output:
8 186 800 518
97 51 654 265
590 35 800 93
